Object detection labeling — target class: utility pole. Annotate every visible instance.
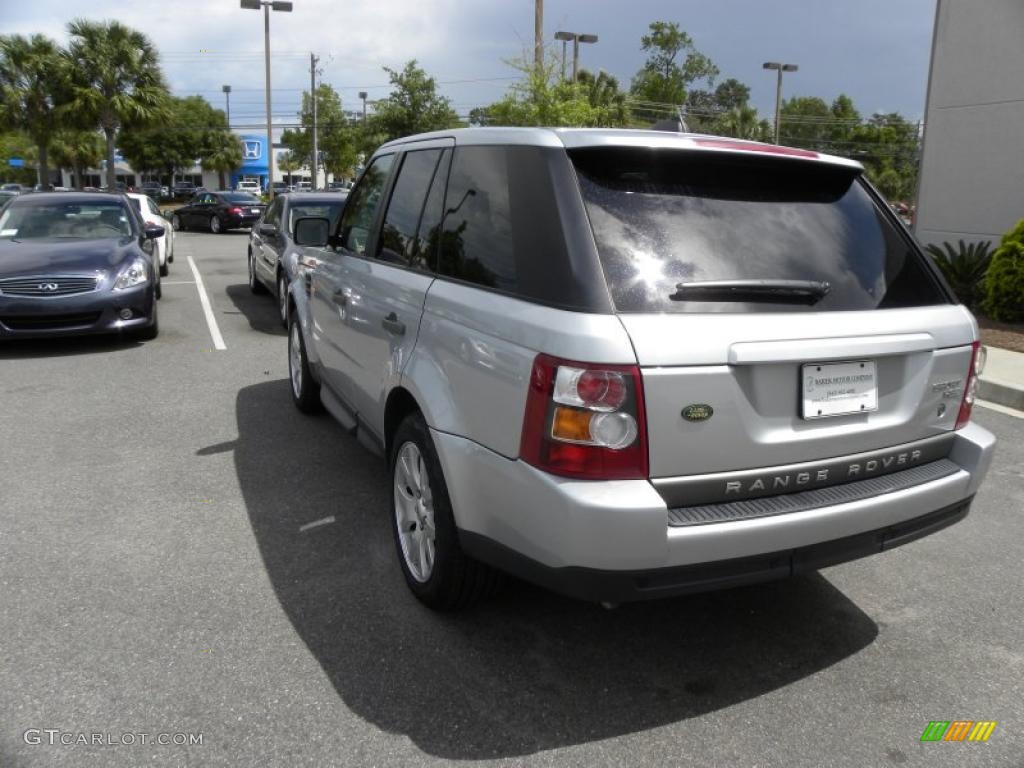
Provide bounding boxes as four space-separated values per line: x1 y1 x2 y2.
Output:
534 0 543 72
222 84 232 126
310 52 319 190
763 61 798 144
358 91 367 125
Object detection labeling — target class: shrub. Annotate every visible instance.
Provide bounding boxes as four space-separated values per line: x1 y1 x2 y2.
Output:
981 220 1024 322
924 239 992 309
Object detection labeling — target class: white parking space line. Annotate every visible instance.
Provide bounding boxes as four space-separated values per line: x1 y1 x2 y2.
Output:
187 255 226 351
299 516 336 533
977 400 1024 420
162 280 197 285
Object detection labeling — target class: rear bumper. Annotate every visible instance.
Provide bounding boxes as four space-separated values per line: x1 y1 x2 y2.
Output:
461 498 972 603
223 214 261 229
432 422 995 602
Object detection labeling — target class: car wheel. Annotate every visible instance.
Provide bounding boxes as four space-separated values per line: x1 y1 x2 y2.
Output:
171 214 182 232
209 215 221 234
390 412 502 610
277 272 289 327
288 313 321 413
248 251 267 294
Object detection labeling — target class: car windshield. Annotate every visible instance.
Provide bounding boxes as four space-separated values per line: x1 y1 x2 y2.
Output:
288 203 344 233
224 193 260 203
0 200 135 240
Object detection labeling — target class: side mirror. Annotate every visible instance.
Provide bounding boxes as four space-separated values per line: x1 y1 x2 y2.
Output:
258 222 277 236
144 224 165 239
293 216 331 247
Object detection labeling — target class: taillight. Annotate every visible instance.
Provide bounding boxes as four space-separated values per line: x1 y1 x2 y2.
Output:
520 354 648 479
956 341 984 429
228 206 243 215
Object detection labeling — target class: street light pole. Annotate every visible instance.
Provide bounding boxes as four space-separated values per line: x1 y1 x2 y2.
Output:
555 31 597 83
240 0 293 197
763 61 798 144
222 84 232 126
358 91 367 125
310 53 318 189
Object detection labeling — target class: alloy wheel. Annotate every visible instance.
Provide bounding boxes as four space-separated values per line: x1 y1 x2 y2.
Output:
393 442 436 582
289 321 303 399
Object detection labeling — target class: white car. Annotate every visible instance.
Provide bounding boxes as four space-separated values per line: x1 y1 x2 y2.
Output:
126 192 174 276
236 180 262 194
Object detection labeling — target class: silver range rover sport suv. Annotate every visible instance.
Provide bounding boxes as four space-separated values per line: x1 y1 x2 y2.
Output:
285 128 995 610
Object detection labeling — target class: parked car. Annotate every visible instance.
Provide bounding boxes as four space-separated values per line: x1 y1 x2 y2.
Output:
0 192 161 340
126 192 175 276
326 181 350 192
247 193 347 325
138 182 165 200
284 127 996 610
236 179 261 194
170 191 265 234
172 182 197 199
294 181 312 192
270 181 291 195
1 183 27 194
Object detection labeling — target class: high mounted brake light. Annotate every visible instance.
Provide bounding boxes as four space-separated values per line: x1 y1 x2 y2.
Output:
692 138 819 159
520 354 648 479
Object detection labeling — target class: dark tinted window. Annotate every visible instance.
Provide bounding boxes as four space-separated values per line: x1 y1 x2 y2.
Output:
437 146 603 310
339 154 395 255
571 148 948 313
223 192 260 203
411 149 450 271
376 149 443 267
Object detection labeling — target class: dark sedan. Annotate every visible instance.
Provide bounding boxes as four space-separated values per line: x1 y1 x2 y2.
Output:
171 191 266 234
0 193 162 340
248 193 347 325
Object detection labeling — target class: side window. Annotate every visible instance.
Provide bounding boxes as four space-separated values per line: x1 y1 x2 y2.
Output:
412 149 451 271
339 154 395 255
376 148 443 267
147 198 161 217
437 146 514 291
264 198 282 228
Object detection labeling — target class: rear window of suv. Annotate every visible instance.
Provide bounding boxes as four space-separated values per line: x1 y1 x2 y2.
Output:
570 147 949 313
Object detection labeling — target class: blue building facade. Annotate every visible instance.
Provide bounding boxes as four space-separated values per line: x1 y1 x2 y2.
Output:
230 134 269 190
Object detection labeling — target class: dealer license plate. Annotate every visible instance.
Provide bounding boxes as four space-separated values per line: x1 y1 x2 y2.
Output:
801 360 878 419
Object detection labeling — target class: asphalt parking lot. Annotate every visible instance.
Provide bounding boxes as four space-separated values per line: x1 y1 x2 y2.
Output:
1 230 1022 768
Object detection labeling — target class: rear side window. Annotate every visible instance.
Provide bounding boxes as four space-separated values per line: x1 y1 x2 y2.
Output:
339 154 395 254
571 148 949 313
376 148 444 267
436 145 604 311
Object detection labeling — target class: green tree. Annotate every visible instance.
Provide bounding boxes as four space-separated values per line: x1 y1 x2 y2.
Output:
281 84 359 183
0 131 37 185
372 61 461 142
779 96 831 149
202 130 243 190
64 19 169 189
982 220 1024 322
687 77 752 133
50 129 104 189
629 21 719 121
277 151 302 186
0 34 65 187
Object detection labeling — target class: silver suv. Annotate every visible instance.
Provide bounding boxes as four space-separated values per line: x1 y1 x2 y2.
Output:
286 128 995 609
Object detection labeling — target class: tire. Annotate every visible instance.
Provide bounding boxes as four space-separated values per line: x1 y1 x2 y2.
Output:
390 412 502 610
171 214 182 232
209 215 221 234
159 240 169 276
248 251 267 294
277 271 289 327
288 313 321 413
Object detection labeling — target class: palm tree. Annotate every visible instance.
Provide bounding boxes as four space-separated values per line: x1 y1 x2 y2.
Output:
719 106 765 141
50 129 105 189
0 34 65 188
64 19 168 190
202 131 243 190
279 151 301 187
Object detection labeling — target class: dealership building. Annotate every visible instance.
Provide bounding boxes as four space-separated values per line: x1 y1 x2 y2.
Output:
57 132 312 192
915 0 1024 247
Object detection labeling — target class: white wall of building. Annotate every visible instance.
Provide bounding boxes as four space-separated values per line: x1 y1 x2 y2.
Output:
915 0 1024 247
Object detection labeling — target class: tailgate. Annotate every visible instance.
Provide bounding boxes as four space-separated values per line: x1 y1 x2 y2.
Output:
621 306 977 477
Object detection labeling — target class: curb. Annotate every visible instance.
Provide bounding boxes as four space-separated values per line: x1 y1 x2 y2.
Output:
978 376 1024 412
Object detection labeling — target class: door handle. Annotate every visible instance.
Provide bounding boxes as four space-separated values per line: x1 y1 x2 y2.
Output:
332 290 347 307
381 312 406 336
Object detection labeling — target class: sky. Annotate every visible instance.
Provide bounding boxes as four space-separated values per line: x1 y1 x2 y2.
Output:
6 0 938 129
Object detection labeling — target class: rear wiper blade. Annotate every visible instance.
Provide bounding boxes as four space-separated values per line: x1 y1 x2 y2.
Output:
670 279 831 305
